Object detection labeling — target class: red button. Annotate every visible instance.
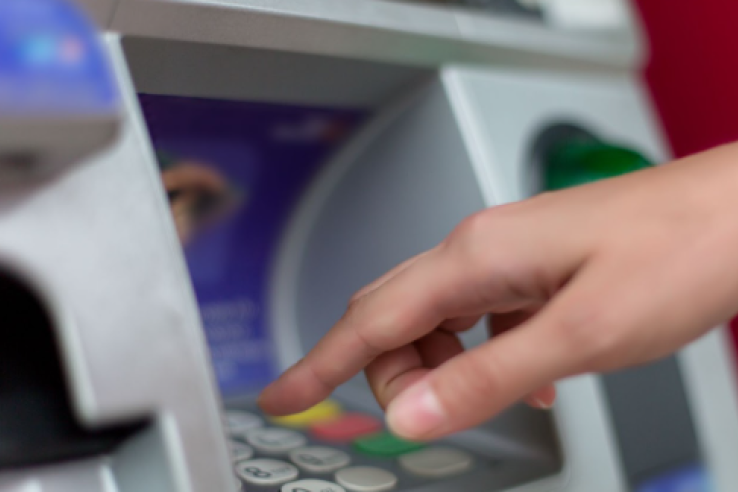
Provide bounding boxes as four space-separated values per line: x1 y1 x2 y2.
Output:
310 413 383 443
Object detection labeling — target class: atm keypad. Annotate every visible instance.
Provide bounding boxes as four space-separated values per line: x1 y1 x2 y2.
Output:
235 458 300 486
281 479 346 492
335 466 398 492
353 432 424 457
289 446 351 473
397 447 473 478
227 402 481 491
310 413 383 443
230 441 255 461
225 410 264 434
270 400 342 428
246 428 308 455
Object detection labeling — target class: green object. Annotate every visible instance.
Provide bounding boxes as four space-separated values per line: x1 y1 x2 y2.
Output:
353 431 425 457
544 140 653 192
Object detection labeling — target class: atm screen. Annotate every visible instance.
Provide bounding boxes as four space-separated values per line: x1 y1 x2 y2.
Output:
138 94 368 397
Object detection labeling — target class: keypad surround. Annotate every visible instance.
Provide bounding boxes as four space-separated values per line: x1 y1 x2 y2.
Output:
228 401 481 491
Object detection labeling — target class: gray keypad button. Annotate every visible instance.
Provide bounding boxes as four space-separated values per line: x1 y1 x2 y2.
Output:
235 459 299 486
289 446 351 473
335 466 397 492
229 441 254 461
398 446 473 478
224 410 263 434
246 428 307 454
282 479 347 492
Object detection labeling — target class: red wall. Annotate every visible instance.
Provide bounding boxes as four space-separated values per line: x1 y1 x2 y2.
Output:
635 0 738 156
633 0 738 352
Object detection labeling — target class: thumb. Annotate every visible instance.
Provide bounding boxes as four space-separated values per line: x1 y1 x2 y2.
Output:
385 283 589 441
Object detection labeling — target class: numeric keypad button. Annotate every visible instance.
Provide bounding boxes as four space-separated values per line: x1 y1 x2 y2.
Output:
235 459 299 486
229 441 254 461
311 414 382 443
289 446 351 473
224 411 263 435
398 446 473 478
282 479 346 492
246 428 307 454
335 466 397 492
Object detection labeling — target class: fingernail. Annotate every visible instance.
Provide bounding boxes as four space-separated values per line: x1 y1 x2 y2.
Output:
533 397 555 410
387 380 446 439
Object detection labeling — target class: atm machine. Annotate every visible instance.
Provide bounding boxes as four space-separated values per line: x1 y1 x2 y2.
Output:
2 0 738 491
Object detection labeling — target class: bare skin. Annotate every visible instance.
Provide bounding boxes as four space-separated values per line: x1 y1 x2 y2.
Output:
259 142 738 441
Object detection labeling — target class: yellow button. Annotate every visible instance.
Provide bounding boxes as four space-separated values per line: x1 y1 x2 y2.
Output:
269 400 342 429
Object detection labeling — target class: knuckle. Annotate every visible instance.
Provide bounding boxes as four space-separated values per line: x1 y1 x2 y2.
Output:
452 210 493 241
446 211 500 269
444 207 530 306
450 208 506 247
448 205 524 258
349 306 402 356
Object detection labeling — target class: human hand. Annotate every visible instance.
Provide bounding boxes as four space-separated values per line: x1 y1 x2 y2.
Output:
259 143 738 441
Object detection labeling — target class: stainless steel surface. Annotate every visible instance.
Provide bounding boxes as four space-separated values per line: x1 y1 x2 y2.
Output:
74 0 120 27
111 0 641 71
0 34 233 492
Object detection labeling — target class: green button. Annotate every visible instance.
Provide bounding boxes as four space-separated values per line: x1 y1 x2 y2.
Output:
544 140 652 192
353 432 424 457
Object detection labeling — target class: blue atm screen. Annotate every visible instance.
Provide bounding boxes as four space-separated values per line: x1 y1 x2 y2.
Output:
139 94 367 397
0 0 117 114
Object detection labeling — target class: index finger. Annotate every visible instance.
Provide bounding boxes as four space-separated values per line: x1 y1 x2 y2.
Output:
259 246 471 416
